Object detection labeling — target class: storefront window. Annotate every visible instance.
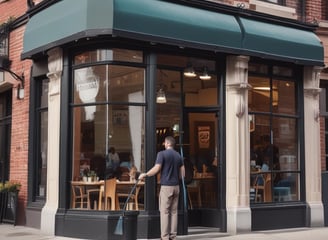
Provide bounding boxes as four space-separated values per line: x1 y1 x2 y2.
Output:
33 78 48 199
71 49 145 210
249 63 300 203
320 82 328 170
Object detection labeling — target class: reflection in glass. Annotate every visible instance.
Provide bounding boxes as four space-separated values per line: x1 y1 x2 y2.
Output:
273 79 296 114
38 111 48 197
37 79 49 198
74 49 143 65
73 65 145 106
249 77 271 112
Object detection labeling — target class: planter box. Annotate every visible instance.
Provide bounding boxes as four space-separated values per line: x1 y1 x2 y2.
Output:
0 192 6 223
0 191 18 225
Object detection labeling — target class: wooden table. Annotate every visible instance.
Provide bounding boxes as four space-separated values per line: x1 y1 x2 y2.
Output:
71 180 104 187
71 180 145 210
71 181 104 209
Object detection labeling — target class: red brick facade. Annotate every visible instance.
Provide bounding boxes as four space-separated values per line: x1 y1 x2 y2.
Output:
0 0 31 224
306 0 322 23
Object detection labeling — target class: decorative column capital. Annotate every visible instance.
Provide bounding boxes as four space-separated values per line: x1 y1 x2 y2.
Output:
47 48 63 96
226 55 250 117
304 66 323 98
304 66 323 122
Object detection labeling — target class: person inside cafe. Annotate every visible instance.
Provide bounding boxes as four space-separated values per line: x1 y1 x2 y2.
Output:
105 147 120 179
139 136 185 240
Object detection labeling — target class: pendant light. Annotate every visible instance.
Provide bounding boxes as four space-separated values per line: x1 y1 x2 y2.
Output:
184 63 196 77
199 66 212 80
156 88 167 103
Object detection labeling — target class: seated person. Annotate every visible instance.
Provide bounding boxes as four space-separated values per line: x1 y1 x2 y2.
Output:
108 147 120 170
255 160 270 185
129 165 138 182
120 153 133 169
261 161 269 172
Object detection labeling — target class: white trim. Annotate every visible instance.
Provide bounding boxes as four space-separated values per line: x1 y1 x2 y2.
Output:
249 0 297 20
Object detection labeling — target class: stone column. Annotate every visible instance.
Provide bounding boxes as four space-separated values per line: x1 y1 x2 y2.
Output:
225 55 251 234
40 47 63 235
303 66 324 227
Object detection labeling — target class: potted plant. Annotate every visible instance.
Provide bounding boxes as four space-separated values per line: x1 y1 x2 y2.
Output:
82 168 90 182
0 181 21 192
89 171 97 182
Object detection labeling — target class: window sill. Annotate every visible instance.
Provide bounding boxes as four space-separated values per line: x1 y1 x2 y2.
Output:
248 0 297 20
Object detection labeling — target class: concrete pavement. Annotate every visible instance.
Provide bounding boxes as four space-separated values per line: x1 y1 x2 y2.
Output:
0 223 328 240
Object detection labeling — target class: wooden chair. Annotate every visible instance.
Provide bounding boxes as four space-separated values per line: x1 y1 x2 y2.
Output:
116 185 141 210
71 185 88 209
263 174 272 202
87 188 101 209
187 181 202 209
101 178 118 210
253 173 272 202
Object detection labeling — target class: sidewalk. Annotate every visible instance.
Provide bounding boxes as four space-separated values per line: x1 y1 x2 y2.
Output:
0 223 328 240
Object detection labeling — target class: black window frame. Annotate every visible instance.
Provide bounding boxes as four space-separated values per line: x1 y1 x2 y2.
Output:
0 90 12 183
320 81 328 171
249 61 304 204
29 76 49 203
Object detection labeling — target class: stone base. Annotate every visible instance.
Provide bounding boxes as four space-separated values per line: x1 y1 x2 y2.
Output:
308 202 324 227
41 205 57 235
227 207 251 234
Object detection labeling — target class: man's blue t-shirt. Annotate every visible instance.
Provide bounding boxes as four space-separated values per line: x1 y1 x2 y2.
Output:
155 148 183 186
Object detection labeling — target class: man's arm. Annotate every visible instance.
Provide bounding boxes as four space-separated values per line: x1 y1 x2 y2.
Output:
138 164 161 180
180 165 185 179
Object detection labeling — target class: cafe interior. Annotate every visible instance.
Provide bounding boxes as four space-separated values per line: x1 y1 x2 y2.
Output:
70 51 220 212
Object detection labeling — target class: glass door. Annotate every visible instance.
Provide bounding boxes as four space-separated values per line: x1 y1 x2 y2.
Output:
183 112 219 210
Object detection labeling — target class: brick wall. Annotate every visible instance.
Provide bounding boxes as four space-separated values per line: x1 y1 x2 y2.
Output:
1 0 32 225
9 26 31 225
306 0 322 22
0 0 27 23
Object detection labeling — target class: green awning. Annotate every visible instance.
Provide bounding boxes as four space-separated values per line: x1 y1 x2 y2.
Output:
22 0 324 66
113 0 242 52
239 17 324 65
22 0 114 58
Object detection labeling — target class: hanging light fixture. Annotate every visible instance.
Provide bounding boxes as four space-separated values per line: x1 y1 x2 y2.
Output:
183 63 196 77
0 56 25 100
156 88 167 103
199 66 212 80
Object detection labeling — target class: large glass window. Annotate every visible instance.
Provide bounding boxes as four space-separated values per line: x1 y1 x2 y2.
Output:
249 63 300 203
320 82 328 171
71 49 145 210
35 79 48 198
